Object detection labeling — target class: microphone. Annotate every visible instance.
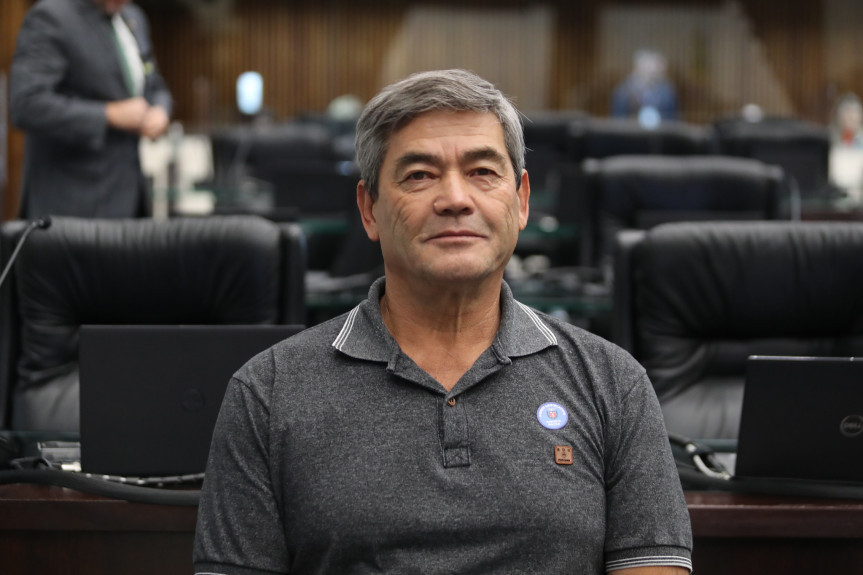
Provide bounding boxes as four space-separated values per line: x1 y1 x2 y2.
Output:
33 215 52 230
0 216 53 292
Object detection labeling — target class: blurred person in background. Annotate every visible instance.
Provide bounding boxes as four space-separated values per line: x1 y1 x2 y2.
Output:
611 49 678 124
10 0 172 218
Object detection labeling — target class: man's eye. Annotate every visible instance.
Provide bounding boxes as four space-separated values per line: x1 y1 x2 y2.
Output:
473 168 497 177
407 172 430 181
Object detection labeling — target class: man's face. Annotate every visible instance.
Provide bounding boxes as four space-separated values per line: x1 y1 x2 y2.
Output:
95 0 130 15
358 110 529 288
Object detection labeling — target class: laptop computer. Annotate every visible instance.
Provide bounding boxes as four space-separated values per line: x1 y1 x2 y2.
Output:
735 355 863 483
78 324 303 477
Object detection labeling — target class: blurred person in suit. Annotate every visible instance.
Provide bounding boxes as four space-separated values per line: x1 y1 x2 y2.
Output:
10 0 172 218
611 49 678 123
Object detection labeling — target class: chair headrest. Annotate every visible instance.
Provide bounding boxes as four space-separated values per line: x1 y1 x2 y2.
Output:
14 216 286 389
627 221 863 401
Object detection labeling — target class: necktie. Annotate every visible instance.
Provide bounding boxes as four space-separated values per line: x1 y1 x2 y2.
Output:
110 14 140 97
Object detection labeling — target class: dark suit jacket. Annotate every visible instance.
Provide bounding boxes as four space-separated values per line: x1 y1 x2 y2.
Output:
10 0 173 218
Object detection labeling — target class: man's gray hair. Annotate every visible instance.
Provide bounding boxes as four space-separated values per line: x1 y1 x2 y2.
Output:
355 69 525 200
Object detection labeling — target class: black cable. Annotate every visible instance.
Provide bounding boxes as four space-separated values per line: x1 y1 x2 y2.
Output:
671 433 863 501
679 466 863 500
5 434 862 505
0 468 200 506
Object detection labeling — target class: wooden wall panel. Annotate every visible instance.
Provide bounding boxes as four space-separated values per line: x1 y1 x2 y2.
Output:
746 0 827 121
146 0 408 130
3 0 861 219
141 0 843 130
1 0 29 221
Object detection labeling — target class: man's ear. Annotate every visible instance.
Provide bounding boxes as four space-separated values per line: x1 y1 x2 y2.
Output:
357 180 380 242
517 169 531 230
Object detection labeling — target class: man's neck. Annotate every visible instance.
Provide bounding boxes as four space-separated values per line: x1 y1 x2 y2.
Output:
380 275 503 390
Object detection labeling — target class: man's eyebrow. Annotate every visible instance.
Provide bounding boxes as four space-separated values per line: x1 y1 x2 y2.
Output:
392 147 508 175
393 152 442 174
462 147 508 166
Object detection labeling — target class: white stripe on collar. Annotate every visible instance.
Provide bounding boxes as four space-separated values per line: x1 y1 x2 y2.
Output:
515 301 558 346
332 305 361 351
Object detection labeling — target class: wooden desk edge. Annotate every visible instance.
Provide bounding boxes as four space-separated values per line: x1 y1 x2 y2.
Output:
0 484 198 532
2 485 863 538
686 491 863 539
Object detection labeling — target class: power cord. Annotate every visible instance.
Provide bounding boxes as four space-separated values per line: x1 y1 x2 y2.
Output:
670 432 863 501
0 467 200 506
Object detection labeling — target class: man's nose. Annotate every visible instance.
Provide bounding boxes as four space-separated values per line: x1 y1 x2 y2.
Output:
434 172 474 215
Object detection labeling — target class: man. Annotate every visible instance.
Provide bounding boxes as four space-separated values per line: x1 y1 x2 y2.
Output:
10 0 172 218
611 49 678 122
194 69 692 574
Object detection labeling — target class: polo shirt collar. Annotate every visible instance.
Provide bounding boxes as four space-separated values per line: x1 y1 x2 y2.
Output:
332 277 558 363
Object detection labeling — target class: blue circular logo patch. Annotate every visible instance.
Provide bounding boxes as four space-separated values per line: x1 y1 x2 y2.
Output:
537 402 569 430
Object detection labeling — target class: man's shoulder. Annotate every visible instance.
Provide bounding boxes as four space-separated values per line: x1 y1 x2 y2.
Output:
28 0 77 18
242 313 356 368
22 0 90 34
518 305 642 372
229 313 371 402
274 314 350 353
522 306 618 351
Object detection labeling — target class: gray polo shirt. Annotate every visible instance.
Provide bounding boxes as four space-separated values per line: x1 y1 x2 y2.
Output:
194 278 692 574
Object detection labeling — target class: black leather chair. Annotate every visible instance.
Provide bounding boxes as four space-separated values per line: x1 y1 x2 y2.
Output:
712 117 831 197
569 117 712 162
613 221 863 439
264 161 359 218
0 215 306 431
208 121 342 206
522 110 587 193
575 155 785 267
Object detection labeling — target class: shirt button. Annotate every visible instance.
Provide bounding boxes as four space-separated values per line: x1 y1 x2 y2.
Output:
447 397 457 407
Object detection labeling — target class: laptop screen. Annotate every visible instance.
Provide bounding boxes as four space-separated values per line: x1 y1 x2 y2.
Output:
735 355 863 483
78 324 304 477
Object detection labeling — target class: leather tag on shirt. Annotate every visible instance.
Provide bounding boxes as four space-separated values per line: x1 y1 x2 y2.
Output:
554 445 574 465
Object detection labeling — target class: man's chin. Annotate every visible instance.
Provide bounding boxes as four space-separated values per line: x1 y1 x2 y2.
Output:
419 262 503 286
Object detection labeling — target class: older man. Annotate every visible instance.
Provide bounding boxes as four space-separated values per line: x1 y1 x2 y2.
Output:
10 0 172 218
194 69 692 574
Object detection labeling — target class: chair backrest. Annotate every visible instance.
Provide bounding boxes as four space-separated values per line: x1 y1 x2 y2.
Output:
522 110 587 194
612 221 863 439
0 215 306 431
0 221 27 431
569 117 712 162
577 155 785 267
712 117 831 196
262 161 359 217
208 122 337 199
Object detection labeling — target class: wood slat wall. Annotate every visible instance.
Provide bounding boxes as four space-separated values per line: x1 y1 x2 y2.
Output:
141 0 838 129
148 0 410 130
3 0 862 219
1 0 29 220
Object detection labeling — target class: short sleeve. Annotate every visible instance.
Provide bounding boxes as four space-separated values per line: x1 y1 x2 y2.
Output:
603 366 693 573
193 352 290 575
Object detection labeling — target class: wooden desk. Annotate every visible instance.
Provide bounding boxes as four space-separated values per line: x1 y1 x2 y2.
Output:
686 491 863 574
1 484 862 574
0 483 197 575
